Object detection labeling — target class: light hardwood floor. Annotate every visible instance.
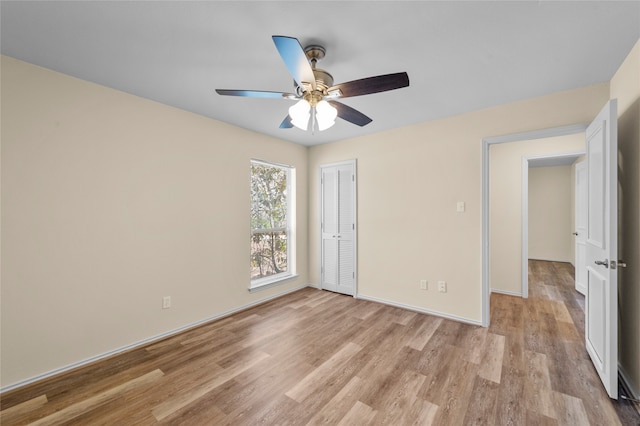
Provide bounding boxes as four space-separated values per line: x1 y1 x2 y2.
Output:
1 260 638 425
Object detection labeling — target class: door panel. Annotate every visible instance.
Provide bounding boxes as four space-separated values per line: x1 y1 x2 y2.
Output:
575 243 587 294
587 267 606 367
321 168 338 292
337 166 355 294
322 239 338 292
322 169 337 235
338 167 353 235
587 124 605 248
338 239 354 293
585 99 618 399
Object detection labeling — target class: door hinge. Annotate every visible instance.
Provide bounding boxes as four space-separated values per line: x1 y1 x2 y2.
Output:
352 174 355 182
352 223 355 230
353 272 355 279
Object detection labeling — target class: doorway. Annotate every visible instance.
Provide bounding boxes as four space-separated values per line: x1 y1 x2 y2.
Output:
481 124 588 326
521 152 584 297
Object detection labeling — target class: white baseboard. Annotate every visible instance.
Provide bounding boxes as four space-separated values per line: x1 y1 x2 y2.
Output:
529 257 573 264
355 294 482 326
0 283 312 394
491 288 523 297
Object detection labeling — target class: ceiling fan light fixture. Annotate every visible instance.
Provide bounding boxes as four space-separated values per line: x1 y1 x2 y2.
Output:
216 36 410 133
316 100 337 131
289 99 310 130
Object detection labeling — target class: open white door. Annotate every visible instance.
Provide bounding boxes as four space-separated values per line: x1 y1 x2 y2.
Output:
574 161 587 295
585 99 618 399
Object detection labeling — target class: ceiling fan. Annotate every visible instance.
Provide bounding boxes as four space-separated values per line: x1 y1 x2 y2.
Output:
216 36 410 132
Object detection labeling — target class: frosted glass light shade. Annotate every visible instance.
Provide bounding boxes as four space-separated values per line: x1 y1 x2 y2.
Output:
288 100 310 130
316 100 337 131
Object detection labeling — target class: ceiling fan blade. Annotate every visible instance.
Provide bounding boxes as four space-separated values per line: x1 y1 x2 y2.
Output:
328 72 409 98
215 89 298 99
272 36 316 91
279 115 294 129
328 101 373 127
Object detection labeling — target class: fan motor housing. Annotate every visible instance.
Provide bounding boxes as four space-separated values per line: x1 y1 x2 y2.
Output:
304 44 333 93
295 67 334 103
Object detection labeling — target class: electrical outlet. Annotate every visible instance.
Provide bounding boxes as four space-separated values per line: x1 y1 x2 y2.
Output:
420 280 428 290
438 281 447 293
162 296 171 309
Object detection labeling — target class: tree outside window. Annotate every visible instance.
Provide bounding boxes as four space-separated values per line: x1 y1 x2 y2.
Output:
250 160 292 284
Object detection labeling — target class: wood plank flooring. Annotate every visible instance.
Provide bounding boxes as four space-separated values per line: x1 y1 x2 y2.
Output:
2 260 639 425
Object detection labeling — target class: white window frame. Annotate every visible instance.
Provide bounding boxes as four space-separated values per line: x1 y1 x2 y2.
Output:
249 159 296 292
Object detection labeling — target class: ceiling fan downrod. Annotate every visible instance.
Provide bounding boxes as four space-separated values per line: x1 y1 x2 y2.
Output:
300 45 334 106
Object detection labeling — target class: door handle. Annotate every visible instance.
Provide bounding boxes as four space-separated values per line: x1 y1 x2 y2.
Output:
572 232 579 236
611 260 627 270
594 259 609 268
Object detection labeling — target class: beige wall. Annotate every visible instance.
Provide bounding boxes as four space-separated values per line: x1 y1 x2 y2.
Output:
489 135 584 294
611 39 640 397
0 56 309 388
528 165 573 263
309 85 608 320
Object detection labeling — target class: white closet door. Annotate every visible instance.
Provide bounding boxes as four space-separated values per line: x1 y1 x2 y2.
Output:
321 167 338 292
336 165 355 295
321 161 356 296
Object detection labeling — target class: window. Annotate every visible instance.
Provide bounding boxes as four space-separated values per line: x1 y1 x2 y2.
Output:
250 160 295 289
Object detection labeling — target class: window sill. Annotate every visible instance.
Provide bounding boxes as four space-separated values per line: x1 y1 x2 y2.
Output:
249 274 299 293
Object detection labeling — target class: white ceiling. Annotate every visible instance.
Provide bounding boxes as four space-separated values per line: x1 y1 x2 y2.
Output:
2 1 639 146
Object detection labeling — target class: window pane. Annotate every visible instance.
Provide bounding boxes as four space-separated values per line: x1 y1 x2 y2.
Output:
251 230 288 280
251 163 287 231
250 160 291 283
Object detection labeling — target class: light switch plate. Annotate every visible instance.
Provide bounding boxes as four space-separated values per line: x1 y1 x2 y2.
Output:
162 296 171 309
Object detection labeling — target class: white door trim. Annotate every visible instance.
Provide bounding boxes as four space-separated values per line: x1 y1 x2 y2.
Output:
574 161 588 295
521 151 585 298
481 124 587 327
